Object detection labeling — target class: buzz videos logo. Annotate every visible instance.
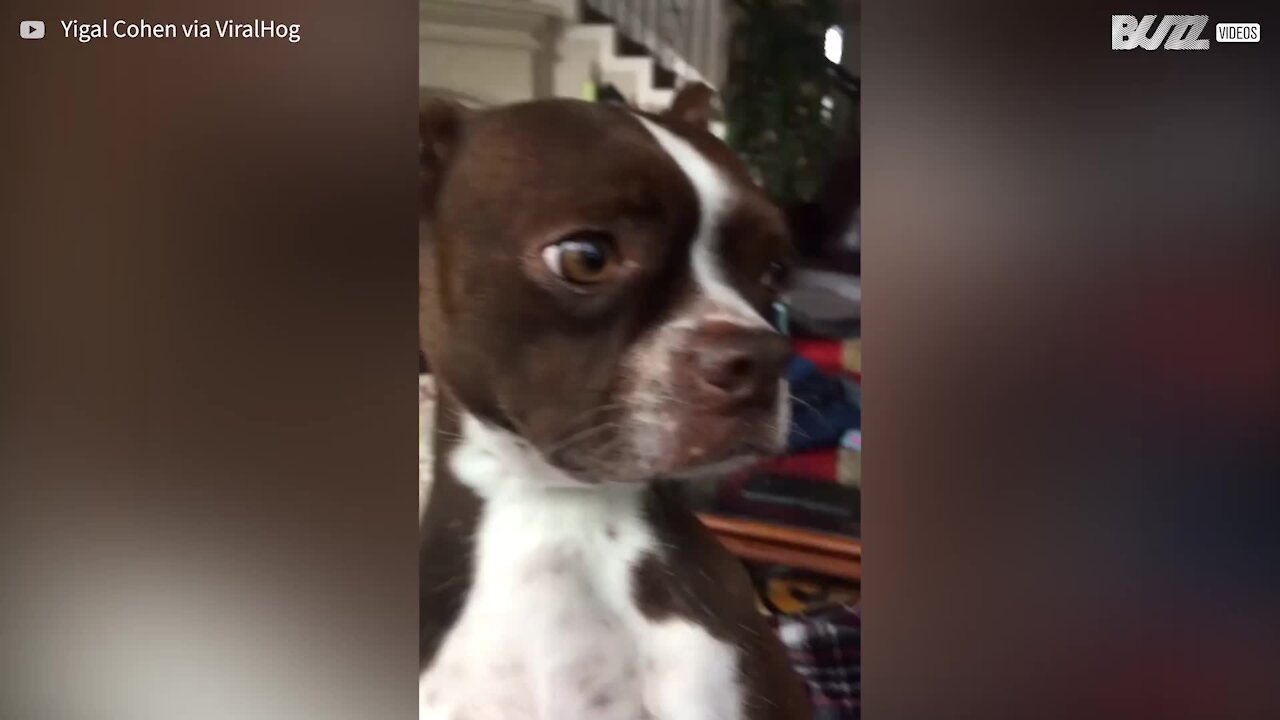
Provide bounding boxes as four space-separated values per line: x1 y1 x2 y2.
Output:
1112 15 1261 50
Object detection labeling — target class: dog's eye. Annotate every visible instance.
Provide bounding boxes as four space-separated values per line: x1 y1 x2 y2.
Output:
762 260 789 290
543 233 619 285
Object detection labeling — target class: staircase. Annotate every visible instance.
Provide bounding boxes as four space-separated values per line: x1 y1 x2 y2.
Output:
555 0 725 113
421 0 728 117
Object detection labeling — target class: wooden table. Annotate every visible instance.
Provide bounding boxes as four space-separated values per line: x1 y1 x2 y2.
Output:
697 513 861 582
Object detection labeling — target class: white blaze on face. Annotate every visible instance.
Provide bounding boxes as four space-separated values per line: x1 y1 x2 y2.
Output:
623 115 790 463
633 116 768 331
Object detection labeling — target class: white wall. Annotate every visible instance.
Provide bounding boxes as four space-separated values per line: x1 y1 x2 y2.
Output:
421 32 540 106
419 0 563 107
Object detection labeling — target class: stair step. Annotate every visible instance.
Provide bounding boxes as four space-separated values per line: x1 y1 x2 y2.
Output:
570 23 677 91
580 2 663 59
580 3 609 24
614 30 650 58
559 10 698 113
652 63 677 90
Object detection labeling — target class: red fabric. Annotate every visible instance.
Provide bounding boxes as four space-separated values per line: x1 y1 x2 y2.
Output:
792 337 844 375
759 449 839 482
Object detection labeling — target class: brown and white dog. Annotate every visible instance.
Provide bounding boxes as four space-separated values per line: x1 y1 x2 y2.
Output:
419 86 812 720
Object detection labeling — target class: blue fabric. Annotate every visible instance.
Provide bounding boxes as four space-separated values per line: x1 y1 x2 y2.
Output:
786 355 860 452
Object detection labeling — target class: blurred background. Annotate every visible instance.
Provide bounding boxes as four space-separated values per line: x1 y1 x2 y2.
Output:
420 0 860 262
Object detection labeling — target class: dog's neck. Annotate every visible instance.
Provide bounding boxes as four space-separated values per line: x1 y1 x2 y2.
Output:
420 389 656 667
419 387 813 716
449 407 640 497
419 390 481 666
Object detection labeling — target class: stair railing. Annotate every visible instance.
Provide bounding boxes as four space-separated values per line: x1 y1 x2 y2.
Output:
582 0 727 88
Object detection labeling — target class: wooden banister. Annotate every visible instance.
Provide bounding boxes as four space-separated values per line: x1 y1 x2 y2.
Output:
697 513 861 582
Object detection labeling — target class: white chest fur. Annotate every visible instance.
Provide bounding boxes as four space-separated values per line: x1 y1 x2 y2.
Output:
419 415 745 720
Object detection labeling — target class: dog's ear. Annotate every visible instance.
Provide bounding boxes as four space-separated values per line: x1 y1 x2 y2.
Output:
420 97 469 214
663 82 716 129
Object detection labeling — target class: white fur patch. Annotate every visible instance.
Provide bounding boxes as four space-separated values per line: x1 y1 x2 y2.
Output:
633 116 767 330
625 116 791 457
419 414 746 720
643 620 745 720
450 413 587 492
420 374 437 519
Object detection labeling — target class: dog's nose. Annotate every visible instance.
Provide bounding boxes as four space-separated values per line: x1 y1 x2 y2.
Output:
691 322 789 410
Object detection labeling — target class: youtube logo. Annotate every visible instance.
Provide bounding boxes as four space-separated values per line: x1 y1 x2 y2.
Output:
20 20 45 40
